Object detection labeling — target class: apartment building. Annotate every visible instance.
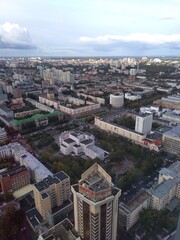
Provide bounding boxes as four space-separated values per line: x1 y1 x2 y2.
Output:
71 163 121 240
34 171 72 225
163 125 180 156
148 161 180 210
0 165 30 194
119 190 150 231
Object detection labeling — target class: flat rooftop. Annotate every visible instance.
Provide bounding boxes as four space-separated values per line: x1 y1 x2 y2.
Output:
1 165 28 177
122 191 150 212
41 218 79 240
26 207 43 229
63 138 75 144
81 172 111 192
149 177 180 199
163 125 180 138
155 126 172 134
34 171 69 192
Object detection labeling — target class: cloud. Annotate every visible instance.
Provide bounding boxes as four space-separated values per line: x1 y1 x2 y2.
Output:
79 33 180 51
0 22 36 49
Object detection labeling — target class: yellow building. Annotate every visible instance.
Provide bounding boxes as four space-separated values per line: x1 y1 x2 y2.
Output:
34 171 72 225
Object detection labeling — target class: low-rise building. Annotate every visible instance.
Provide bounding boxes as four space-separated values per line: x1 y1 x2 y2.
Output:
12 111 62 131
94 116 145 145
38 218 81 240
0 165 30 194
59 130 109 160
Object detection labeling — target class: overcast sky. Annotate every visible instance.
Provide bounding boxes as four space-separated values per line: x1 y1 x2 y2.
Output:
0 0 180 57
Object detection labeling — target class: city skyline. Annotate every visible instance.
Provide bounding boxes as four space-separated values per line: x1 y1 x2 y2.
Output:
0 0 180 57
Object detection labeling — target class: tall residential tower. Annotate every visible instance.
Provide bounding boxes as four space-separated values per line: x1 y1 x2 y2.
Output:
71 163 121 240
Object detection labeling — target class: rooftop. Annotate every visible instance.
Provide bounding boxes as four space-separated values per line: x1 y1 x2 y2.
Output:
26 207 44 229
121 191 150 212
40 218 79 240
163 125 180 138
1 165 28 177
34 171 69 192
80 139 93 145
155 125 172 134
63 138 75 144
149 177 180 199
12 111 61 125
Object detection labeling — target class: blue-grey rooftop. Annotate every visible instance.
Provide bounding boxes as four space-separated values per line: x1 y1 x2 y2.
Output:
149 177 180 199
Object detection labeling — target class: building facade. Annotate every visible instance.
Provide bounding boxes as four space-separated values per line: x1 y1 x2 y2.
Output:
135 114 152 134
0 165 30 194
163 125 180 156
34 171 72 225
71 163 121 240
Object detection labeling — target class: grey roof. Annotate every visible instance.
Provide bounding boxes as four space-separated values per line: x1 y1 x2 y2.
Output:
80 139 93 145
34 171 69 192
0 105 12 112
34 181 49 192
163 125 180 138
150 177 180 199
63 138 75 144
86 144 105 154
54 171 69 181
41 192 49 199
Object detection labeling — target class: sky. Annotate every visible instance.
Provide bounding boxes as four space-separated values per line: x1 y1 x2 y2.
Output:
0 0 180 57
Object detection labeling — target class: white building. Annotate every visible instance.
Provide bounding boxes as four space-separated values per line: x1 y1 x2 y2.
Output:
0 127 8 143
148 161 180 210
125 93 141 101
110 93 124 108
0 143 53 182
135 114 152 134
71 163 121 240
59 131 109 160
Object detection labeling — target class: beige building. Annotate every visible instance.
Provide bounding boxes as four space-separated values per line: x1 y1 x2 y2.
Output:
119 190 150 231
148 161 180 210
94 116 145 144
163 125 180 156
71 163 121 240
34 171 72 225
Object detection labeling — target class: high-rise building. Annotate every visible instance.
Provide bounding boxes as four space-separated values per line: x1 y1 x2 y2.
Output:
71 163 121 240
135 114 152 134
34 171 72 225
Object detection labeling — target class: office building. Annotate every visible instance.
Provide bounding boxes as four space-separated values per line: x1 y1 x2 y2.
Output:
0 165 30 194
71 163 121 240
135 114 152 134
34 171 72 225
